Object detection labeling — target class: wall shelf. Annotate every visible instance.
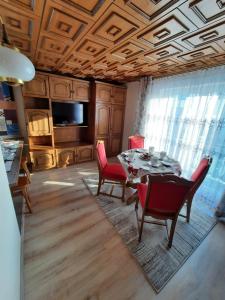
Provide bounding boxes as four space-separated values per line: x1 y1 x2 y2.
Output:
54 141 93 148
53 125 88 129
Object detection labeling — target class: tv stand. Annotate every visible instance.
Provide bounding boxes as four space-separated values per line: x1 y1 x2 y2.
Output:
22 72 95 171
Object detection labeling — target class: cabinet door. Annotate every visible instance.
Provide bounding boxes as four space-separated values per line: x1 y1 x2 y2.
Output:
110 105 124 135
30 150 56 170
73 81 89 101
96 103 111 137
76 145 93 163
110 136 121 157
49 76 73 100
26 109 53 136
56 148 76 167
112 87 126 105
23 74 49 98
96 84 112 102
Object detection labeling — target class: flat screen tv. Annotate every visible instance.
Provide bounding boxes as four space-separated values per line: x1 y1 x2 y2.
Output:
52 102 87 126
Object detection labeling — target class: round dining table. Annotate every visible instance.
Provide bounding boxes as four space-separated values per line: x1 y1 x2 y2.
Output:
117 148 181 181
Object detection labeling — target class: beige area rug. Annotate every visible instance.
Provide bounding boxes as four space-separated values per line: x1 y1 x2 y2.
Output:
83 176 216 293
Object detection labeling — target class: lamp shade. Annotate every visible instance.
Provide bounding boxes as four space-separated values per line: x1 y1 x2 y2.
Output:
0 46 35 83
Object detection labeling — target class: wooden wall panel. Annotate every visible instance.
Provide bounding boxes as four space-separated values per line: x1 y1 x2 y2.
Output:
1 0 225 80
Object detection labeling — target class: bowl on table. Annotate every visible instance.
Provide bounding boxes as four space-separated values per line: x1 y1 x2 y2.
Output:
139 152 151 161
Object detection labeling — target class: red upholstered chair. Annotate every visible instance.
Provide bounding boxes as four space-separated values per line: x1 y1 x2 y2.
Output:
184 156 212 223
135 174 193 248
128 135 145 150
96 140 127 202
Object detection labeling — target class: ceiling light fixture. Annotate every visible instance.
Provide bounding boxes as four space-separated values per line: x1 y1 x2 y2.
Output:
0 16 35 85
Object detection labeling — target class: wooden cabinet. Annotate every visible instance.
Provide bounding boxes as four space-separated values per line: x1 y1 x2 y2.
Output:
110 136 121 157
50 76 73 100
95 82 126 157
56 148 76 167
23 73 49 98
96 103 111 137
30 150 56 170
109 105 124 156
26 109 53 136
56 145 93 167
112 87 126 105
76 145 93 163
110 105 124 135
96 83 112 102
21 72 95 171
49 76 90 101
73 81 89 101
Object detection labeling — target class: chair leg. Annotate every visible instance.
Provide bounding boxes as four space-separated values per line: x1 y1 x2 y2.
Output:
168 218 177 248
97 176 102 195
22 187 32 213
186 200 192 223
135 194 139 211
138 212 145 242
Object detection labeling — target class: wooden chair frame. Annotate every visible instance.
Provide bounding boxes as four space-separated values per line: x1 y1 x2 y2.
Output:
179 156 212 223
96 140 127 202
11 157 32 213
135 174 193 248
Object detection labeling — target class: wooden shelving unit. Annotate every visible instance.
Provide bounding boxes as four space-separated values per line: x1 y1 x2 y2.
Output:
22 72 95 170
21 71 127 171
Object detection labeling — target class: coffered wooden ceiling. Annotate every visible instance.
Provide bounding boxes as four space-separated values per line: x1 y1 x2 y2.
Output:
1 0 225 81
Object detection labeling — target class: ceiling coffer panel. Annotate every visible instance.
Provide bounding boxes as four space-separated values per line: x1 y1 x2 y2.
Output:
0 0 225 80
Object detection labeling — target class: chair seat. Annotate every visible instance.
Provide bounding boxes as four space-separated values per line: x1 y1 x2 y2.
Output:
102 163 127 181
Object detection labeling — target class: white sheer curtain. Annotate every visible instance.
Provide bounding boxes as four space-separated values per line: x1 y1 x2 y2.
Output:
138 66 225 209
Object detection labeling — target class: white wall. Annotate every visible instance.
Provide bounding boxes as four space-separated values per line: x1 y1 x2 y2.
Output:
122 81 140 150
0 149 21 300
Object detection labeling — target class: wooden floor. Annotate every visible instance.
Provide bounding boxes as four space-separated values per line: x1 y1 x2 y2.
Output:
24 160 225 300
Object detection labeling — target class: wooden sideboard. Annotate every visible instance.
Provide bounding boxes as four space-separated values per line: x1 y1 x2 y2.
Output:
22 72 127 171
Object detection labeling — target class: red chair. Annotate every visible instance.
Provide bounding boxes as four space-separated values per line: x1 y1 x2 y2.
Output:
128 135 145 149
96 140 127 202
135 174 193 248
184 156 212 223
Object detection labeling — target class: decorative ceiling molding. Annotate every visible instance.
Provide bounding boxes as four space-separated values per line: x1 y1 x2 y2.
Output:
0 0 225 81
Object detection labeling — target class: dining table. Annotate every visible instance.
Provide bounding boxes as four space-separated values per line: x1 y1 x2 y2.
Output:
1 140 24 187
118 148 181 182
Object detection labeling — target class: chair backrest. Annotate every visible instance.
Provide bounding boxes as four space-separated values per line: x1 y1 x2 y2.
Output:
190 156 212 198
144 174 193 216
21 157 31 183
128 135 145 149
96 140 108 172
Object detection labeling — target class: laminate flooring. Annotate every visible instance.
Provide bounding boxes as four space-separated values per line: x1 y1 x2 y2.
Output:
24 160 225 300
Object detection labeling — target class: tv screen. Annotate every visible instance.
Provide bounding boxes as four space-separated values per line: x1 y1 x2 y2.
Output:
52 102 86 126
